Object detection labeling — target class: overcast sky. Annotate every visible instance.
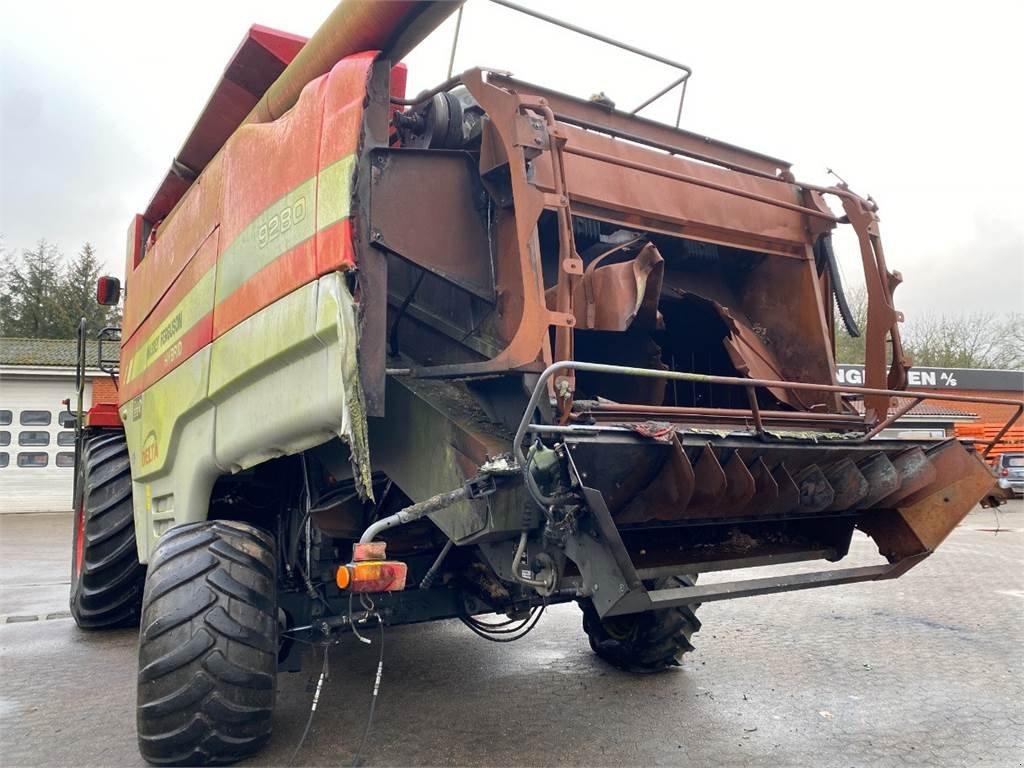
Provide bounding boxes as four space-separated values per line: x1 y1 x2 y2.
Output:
2 0 1021 319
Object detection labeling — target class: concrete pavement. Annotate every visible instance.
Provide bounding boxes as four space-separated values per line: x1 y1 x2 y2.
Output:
1 505 1021 767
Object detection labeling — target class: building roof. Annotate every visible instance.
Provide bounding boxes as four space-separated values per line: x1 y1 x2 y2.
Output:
850 396 977 420
0 337 99 368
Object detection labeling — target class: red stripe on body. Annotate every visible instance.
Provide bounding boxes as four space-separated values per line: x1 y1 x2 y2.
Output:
213 241 317 338
119 313 214 404
316 218 355 274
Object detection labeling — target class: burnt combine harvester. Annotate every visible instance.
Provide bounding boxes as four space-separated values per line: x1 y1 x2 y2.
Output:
67 0 1021 764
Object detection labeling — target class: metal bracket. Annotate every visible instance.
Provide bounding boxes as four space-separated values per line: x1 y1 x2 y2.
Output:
465 474 497 500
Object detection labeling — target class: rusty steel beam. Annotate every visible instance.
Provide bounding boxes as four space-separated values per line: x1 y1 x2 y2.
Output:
513 360 1024 469
585 402 863 425
562 144 837 222
487 73 790 176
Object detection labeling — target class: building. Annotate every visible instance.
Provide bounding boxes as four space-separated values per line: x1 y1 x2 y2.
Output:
2 340 1020 513
0 338 115 513
837 364 1023 439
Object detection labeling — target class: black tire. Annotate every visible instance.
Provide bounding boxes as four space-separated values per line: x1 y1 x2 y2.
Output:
581 575 701 673
69 432 146 629
136 520 278 766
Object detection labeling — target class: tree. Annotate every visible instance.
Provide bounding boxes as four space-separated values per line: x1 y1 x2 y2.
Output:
904 311 1024 370
0 239 66 338
0 240 119 339
834 287 1023 370
55 242 120 336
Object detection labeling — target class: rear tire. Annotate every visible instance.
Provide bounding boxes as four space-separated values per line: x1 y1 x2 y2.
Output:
136 521 278 766
69 432 146 629
581 575 701 673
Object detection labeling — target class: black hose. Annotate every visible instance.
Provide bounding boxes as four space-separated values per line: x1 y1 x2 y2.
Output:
459 603 546 643
419 539 453 589
819 233 861 338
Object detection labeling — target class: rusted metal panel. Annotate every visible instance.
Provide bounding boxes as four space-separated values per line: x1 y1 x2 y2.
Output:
859 443 995 562
487 73 791 177
617 435 695 523
370 149 495 300
874 447 936 508
687 444 728 517
554 242 664 332
531 124 809 257
857 452 900 508
767 464 800 515
721 452 756 516
795 465 835 513
824 459 869 512
742 457 779 515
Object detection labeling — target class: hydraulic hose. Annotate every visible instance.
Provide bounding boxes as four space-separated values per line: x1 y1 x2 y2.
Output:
359 485 471 544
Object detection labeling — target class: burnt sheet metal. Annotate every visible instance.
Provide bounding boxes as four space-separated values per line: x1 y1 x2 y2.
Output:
615 435 694 524
685 444 728 518
767 464 801 515
367 376 523 543
857 453 900 507
370 149 495 300
538 123 809 258
670 291 813 412
859 440 995 562
355 60 396 417
743 457 779 515
795 465 835 513
824 459 869 512
838 193 909 421
874 447 936 508
721 452 756 516
549 241 664 331
486 73 791 177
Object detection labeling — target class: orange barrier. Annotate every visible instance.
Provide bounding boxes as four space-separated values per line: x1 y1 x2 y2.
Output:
956 424 1024 462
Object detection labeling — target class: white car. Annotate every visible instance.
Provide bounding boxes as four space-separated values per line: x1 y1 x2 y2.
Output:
995 453 1024 496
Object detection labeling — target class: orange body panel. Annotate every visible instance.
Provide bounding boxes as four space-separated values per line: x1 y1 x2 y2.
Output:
120 53 383 408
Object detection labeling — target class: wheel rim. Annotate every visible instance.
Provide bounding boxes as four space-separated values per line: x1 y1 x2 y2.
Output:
73 499 86 579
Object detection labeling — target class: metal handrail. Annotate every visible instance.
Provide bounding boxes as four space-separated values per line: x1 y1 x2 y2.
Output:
74 319 88 438
488 0 693 127
513 360 1024 465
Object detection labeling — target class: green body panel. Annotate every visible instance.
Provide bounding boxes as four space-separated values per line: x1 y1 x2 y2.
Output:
122 272 368 562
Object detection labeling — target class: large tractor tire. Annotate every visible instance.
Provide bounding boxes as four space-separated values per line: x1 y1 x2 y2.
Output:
69 432 146 629
580 575 701 673
136 520 278 766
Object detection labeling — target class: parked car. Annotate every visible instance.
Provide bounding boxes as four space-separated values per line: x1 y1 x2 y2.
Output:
995 453 1024 497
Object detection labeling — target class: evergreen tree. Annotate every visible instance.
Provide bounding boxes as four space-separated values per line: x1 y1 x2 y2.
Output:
0 239 65 338
56 242 120 336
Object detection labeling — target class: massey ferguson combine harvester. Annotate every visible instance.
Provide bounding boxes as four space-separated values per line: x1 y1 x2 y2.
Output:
68 0 1021 764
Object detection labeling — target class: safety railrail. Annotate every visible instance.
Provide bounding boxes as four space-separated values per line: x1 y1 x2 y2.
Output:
487 0 693 127
513 361 1024 465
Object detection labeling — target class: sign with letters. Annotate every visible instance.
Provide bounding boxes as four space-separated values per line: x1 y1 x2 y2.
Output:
836 365 1023 392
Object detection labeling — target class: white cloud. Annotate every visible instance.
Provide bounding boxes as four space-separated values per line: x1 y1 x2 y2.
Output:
2 0 1021 316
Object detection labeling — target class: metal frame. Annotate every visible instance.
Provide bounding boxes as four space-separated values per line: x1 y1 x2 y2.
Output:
389 67 908 413
514 360 1024 464
487 0 693 127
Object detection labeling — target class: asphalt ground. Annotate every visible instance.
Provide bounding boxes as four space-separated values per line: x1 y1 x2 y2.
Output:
1 503 1021 767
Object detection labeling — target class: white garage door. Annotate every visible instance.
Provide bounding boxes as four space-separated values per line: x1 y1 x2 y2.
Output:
0 375 90 513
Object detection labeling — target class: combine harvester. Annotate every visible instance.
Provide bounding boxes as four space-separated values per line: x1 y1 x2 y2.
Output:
67 0 1021 763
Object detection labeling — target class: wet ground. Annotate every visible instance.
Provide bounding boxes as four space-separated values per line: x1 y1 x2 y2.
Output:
1 503 1021 767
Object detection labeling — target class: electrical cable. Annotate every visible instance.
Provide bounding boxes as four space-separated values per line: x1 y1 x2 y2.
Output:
287 643 330 767
350 611 385 767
